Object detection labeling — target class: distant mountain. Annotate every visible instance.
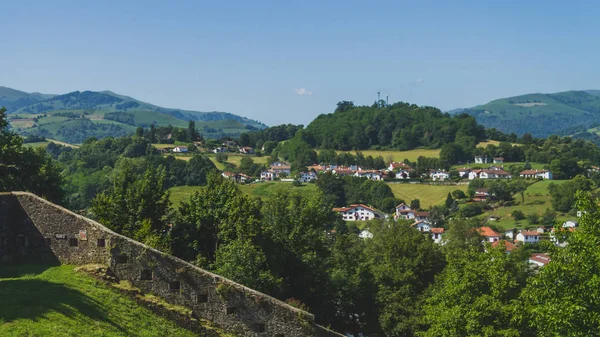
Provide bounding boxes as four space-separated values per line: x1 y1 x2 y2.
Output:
2 87 266 143
453 90 600 137
0 86 56 112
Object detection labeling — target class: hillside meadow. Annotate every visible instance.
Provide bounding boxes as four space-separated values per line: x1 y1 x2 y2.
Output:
0 265 207 337
388 183 468 208
323 148 441 162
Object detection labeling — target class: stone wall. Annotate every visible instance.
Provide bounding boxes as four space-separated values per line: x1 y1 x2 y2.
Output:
0 192 344 337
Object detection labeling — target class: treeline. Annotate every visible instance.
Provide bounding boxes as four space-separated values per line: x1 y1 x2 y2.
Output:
302 101 487 150
46 134 216 209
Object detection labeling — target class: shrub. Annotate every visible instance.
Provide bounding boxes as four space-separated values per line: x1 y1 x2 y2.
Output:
511 210 525 221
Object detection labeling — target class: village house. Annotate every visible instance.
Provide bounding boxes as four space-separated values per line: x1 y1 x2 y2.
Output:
468 169 512 180
474 155 490 164
415 211 430 222
529 253 551 267
456 168 471 178
516 230 540 244
505 228 515 240
172 146 188 153
333 204 385 221
563 220 578 228
307 164 325 173
478 226 502 242
550 227 574 247
472 188 490 202
239 146 254 154
260 171 275 181
395 203 416 220
412 220 431 232
388 162 413 172
270 162 291 176
332 168 355 177
395 169 412 179
212 146 227 153
431 228 445 244
222 172 252 183
430 170 450 181
519 169 553 180
491 240 517 253
297 171 317 183
354 170 383 180
493 157 504 164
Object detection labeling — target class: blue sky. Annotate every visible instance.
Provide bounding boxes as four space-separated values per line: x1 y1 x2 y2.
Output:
2 0 600 125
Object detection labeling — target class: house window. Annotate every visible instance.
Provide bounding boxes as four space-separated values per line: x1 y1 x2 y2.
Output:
169 281 181 292
97 238 106 247
196 293 208 303
69 238 78 247
140 269 152 281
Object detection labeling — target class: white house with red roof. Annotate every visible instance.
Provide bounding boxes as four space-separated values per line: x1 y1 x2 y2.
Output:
456 168 471 178
172 146 188 153
520 169 553 180
354 170 383 180
516 230 540 244
239 146 255 154
333 204 385 221
395 203 416 220
415 211 431 222
468 169 512 180
260 171 275 181
493 157 504 164
529 253 551 267
478 226 502 242
431 227 445 244
430 170 450 181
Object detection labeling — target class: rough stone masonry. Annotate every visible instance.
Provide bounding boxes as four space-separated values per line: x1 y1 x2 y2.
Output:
0 192 343 337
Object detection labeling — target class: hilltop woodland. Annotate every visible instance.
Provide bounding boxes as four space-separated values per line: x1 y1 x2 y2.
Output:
5 104 600 337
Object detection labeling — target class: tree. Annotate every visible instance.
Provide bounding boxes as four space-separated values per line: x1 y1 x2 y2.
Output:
445 193 454 208
420 242 530 336
215 152 228 163
366 221 445 336
548 175 595 212
91 164 170 246
511 210 525 221
451 189 467 199
439 142 467 166
316 172 346 207
511 179 529 204
410 199 421 211
526 212 539 225
519 191 600 336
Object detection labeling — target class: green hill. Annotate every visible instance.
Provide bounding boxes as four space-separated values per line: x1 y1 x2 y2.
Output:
0 264 227 337
3 87 266 142
457 90 600 137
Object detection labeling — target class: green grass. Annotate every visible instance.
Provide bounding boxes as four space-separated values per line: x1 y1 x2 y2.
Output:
480 180 572 230
322 148 440 161
169 182 320 205
387 183 468 208
451 161 546 171
23 141 50 148
0 264 197 337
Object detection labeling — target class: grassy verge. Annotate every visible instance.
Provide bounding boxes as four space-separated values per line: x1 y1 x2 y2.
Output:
0 265 198 337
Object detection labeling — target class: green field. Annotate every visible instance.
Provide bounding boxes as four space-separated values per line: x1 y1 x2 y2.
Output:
0 265 201 337
169 182 320 205
327 148 440 162
388 183 468 208
480 180 572 230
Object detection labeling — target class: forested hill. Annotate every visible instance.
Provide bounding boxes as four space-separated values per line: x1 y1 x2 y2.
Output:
302 101 486 150
3 86 266 142
456 90 600 138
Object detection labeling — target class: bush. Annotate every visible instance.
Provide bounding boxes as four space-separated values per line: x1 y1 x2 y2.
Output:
527 212 539 225
461 203 483 217
216 152 228 163
452 189 467 199
511 210 525 221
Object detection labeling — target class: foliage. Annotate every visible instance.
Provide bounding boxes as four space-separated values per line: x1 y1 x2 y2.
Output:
548 175 595 212
304 101 486 150
511 210 525 220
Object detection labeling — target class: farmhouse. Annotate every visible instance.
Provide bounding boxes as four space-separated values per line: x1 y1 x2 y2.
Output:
270 162 291 176
474 155 490 164
212 146 227 153
222 172 252 183
456 168 471 178
415 211 430 222
478 226 501 242
493 157 504 164
388 162 413 171
395 203 416 220
520 169 553 180
172 146 188 153
430 170 450 181
473 188 490 201
333 204 385 221
239 146 254 154
516 230 540 244
431 227 445 244
412 220 431 232
354 170 383 180
260 171 275 181
468 169 512 180
563 220 578 228
298 171 317 183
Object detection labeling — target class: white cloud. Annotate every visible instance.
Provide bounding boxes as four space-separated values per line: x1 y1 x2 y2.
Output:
294 88 313 96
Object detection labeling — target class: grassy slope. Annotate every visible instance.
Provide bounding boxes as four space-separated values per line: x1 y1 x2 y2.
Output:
388 184 468 209
0 265 198 337
324 148 441 161
169 182 320 206
480 180 573 230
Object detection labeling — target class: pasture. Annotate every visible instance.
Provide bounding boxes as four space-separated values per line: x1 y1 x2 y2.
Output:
387 183 468 208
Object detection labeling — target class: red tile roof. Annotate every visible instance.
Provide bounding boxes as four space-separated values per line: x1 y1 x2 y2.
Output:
529 253 551 265
333 207 351 212
520 169 548 175
478 226 501 237
431 228 445 234
520 231 540 236
492 240 517 252
415 211 430 217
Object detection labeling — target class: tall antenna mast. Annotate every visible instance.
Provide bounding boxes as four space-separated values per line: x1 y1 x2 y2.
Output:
377 91 381 101
386 95 389 106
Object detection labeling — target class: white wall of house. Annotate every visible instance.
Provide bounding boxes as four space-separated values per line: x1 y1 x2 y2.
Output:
413 222 431 232
516 232 540 244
